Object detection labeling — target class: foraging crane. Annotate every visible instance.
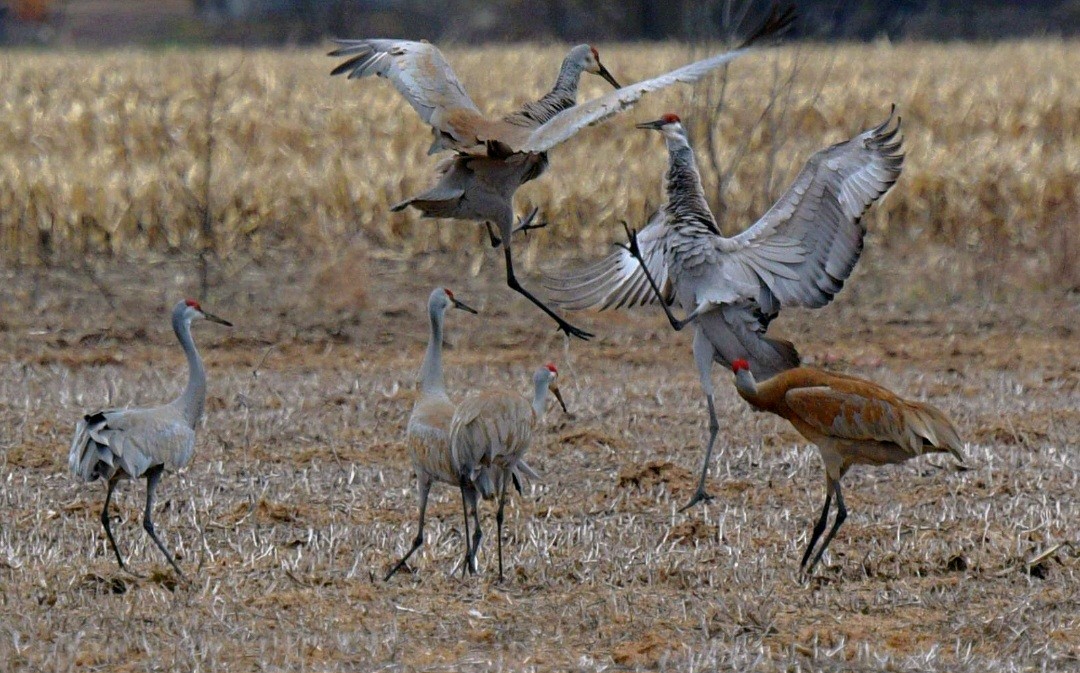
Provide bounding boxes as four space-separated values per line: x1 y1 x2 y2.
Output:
384 288 539 580
545 110 904 511
68 299 232 578
731 359 966 573
450 363 566 581
329 5 794 340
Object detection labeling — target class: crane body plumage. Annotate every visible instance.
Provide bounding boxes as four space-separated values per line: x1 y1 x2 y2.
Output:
733 360 965 572
68 299 231 578
450 364 565 580
546 109 903 510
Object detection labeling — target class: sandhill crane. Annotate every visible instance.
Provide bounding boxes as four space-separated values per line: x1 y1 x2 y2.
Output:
730 359 965 573
450 363 566 581
68 299 232 578
545 110 904 511
329 6 794 340
384 288 540 580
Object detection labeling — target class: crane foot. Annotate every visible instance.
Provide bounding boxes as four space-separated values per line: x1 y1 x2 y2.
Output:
678 489 715 512
556 319 594 341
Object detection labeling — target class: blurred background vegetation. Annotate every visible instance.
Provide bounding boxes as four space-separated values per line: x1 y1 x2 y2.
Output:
1 0 1079 46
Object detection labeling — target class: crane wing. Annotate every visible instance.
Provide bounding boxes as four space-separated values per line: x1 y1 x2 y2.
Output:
716 109 903 312
515 5 794 154
543 211 673 310
516 48 754 154
785 385 914 446
70 407 196 480
329 39 481 132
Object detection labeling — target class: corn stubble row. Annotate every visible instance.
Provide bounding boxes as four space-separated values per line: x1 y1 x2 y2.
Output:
0 42 1075 272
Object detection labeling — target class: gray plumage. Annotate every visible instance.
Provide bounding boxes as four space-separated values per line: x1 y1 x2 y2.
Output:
545 109 903 510
450 364 565 580
69 299 231 578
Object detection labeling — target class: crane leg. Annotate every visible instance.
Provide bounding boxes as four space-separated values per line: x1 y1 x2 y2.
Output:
502 244 593 341
495 474 509 582
805 478 847 574
384 479 432 581
681 393 720 512
100 477 129 572
142 465 185 579
619 222 696 331
485 208 546 248
468 490 483 576
681 334 719 512
800 482 834 571
458 474 482 576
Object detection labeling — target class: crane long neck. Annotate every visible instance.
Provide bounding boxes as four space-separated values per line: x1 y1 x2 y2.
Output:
664 134 720 235
172 313 206 428
505 57 584 127
418 304 447 397
734 369 761 405
531 378 550 419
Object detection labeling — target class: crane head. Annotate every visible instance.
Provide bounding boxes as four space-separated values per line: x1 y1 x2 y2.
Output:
635 113 683 133
178 298 232 326
538 362 568 414
442 287 478 315
732 359 751 373
587 46 622 90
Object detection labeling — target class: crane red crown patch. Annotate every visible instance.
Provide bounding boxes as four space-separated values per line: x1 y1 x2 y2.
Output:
545 362 558 373
661 113 681 124
590 46 599 60
732 359 750 372
185 298 202 310
443 288 454 299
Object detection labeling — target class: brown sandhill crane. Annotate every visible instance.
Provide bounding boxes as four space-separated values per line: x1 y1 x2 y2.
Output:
384 288 539 580
329 6 794 340
731 359 965 573
545 110 903 511
68 299 232 578
450 363 567 581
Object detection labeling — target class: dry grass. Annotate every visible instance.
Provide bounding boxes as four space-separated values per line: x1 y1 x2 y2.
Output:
0 41 1078 292
0 40 1078 672
0 250 1077 671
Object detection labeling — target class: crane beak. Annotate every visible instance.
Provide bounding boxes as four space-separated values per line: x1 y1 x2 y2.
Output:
635 118 666 131
596 63 621 89
550 384 568 414
452 298 478 314
202 311 233 327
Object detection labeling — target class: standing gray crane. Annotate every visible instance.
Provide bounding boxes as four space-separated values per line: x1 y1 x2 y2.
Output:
68 299 232 578
329 5 794 340
450 363 566 581
545 110 904 511
384 288 540 580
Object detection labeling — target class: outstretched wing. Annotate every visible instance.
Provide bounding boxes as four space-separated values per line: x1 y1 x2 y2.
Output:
329 39 481 130
716 109 903 313
543 211 672 310
515 5 793 154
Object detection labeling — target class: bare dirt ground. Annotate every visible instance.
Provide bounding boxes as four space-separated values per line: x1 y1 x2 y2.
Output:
0 242 1078 671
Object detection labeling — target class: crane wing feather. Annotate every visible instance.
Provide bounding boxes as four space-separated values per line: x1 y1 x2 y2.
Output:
543 212 672 310
716 109 904 310
329 39 480 131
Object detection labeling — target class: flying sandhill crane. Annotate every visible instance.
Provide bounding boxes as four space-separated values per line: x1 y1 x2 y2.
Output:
384 288 539 580
450 363 567 581
730 359 966 573
68 299 232 578
329 6 794 340
545 110 904 511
